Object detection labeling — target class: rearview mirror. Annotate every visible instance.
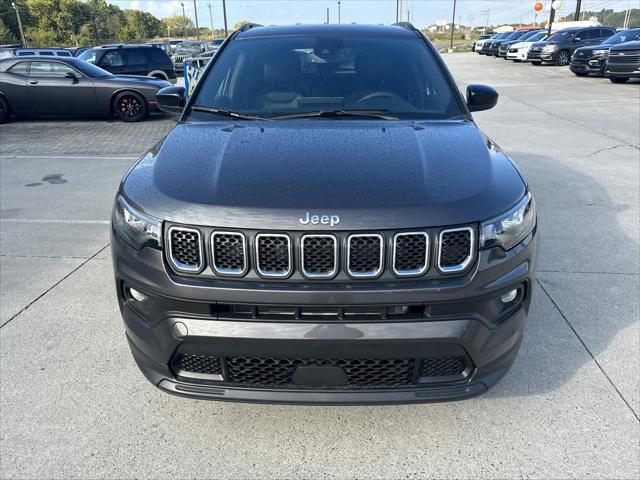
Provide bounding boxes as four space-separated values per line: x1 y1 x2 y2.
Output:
65 71 78 82
466 84 499 112
156 86 186 114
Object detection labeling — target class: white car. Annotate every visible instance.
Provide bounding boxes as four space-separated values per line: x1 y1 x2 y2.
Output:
473 35 494 53
506 31 548 61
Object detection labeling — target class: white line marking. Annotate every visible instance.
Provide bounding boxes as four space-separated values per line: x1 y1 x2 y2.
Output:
0 219 110 225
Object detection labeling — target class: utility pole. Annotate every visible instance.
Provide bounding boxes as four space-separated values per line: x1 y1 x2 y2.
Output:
193 0 200 40
395 0 399 22
547 4 556 36
449 0 457 53
11 2 27 47
338 1 341 24
481 9 489 35
222 0 228 36
326 7 329 23
574 0 582 22
208 3 214 38
179 2 187 38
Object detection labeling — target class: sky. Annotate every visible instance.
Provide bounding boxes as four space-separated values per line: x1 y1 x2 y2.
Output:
110 0 635 30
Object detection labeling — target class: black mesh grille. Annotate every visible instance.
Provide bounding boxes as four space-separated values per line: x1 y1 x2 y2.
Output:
302 235 336 277
213 232 246 274
257 235 291 276
394 233 427 274
173 354 222 375
348 235 382 276
169 228 202 270
419 356 467 377
439 229 472 269
226 356 415 388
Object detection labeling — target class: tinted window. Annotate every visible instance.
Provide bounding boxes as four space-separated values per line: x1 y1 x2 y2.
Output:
603 28 640 45
102 50 124 67
528 31 547 42
17 51 34 56
126 48 147 65
78 49 101 64
547 30 576 42
146 47 170 64
192 34 463 120
8 62 29 75
39 51 54 56
57 51 72 57
29 61 76 77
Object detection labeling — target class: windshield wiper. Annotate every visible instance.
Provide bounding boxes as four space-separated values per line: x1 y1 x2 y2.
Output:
268 109 398 120
190 105 266 120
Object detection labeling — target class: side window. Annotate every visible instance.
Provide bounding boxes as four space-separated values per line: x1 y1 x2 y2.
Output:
125 48 147 65
102 50 124 67
146 47 169 64
17 51 34 56
57 51 72 57
39 51 54 56
8 62 30 75
602 29 615 39
30 61 77 77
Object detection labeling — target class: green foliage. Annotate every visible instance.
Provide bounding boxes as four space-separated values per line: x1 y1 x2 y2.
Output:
161 14 195 38
0 19 17 44
565 9 639 28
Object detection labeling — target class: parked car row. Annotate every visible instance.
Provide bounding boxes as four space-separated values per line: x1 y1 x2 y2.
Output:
476 26 640 83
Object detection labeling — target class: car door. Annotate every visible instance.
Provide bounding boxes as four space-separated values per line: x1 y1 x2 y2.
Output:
123 48 148 76
26 61 97 115
97 50 126 75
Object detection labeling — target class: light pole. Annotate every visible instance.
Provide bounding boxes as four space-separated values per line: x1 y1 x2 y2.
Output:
222 0 228 36
11 2 27 47
193 0 200 40
179 2 187 38
208 3 214 38
449 0 457 53
338 1 341 24
547 4 556 36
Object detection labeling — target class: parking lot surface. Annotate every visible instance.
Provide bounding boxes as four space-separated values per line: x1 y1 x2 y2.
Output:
1 53 639 479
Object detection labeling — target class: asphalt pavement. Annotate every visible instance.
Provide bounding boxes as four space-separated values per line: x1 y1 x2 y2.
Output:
0 53 638 479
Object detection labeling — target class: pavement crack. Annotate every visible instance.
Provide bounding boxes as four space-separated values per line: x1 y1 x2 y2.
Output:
0 244 110 330
536 278 640 423
501 94 639 150
586 144 628 158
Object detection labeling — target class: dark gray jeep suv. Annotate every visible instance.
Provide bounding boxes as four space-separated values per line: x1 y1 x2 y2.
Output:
111 23 538 404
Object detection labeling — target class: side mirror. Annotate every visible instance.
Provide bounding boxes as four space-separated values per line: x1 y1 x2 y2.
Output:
573 37 581 42
156 86 186 114
65 71 79 82
466 84 498 112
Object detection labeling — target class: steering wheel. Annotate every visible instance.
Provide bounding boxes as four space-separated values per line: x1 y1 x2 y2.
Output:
356 91 403 104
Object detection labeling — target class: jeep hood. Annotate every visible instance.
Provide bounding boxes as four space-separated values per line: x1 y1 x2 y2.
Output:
122 120 526 230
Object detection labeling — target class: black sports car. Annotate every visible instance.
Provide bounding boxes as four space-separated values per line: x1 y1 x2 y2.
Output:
0 56 172 123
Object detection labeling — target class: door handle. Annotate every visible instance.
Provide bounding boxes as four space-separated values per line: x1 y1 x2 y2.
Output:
29 80 39 84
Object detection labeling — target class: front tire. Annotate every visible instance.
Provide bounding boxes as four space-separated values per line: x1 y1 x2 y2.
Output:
555 50 570 66
573 71 589 77
0 96 10 123
113 92 147 122
609 77 629 84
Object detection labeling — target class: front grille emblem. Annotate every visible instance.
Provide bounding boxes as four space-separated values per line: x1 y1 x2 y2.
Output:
299 211 340 227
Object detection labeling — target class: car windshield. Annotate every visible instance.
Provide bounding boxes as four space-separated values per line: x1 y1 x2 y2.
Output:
518 31 540 41
74 60 112 78
78 49 100 63
527 32 547 42
176 43 201 54
190 33 463 120
547 30 576 42
603 28 640 45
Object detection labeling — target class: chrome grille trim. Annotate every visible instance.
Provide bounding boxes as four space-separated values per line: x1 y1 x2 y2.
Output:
392 231 429 277
437 226 475 274
211 231 248 276
300 234 338 279
167 226 204 274
346 233 384 278
255 233 293 278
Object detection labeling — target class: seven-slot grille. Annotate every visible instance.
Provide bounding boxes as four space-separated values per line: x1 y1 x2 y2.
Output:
608 49 640 63
347 234 383 278
212 231 247 275
256 234 292 277
301 235 338 278
393 232 428 276
165 226 475 278
168 227 203 273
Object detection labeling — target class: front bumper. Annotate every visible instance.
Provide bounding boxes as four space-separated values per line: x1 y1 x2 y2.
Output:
570 58 606 74
605 63 640 78
112 227 538 404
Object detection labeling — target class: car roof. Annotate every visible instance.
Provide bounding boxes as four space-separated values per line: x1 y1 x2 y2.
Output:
236 23 417 39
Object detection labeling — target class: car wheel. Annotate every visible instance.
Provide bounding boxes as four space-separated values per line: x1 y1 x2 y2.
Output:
573 71 589 77
113 91 148 122
555 50 570 66
0 96 10 124
609 77 629 84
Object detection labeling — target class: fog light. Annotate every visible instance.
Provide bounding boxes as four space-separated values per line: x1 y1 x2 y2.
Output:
501 289 518 304
128 287 147 302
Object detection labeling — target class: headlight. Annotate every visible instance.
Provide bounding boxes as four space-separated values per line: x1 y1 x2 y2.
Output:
112 195 162 249
542 45 557 52
480 192 536 251
592 49 609 56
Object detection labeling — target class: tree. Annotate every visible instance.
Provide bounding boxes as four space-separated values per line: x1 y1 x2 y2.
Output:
162 14 195 38
0 19 17 44
118 10 161 42
232 20 250 31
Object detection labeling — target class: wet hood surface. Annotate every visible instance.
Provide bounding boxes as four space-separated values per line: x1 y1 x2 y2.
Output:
122 120 526 230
